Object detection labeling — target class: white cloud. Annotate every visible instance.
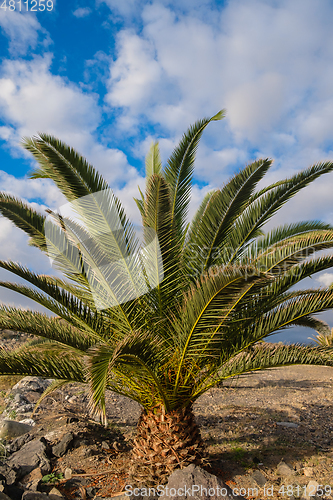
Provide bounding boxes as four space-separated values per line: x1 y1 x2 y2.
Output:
0 170 66 209
97 0 140 17
0 55 100 141
106 30 162 113
315 272 333 288
0 54 138 187
73 7 92 17
0 10 51 56
104 0 333 146
102 0 333 239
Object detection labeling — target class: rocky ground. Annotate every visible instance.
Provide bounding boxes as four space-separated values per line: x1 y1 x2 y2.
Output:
0 329 333 500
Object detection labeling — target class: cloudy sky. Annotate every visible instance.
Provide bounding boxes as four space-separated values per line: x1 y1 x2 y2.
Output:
1 0 333 343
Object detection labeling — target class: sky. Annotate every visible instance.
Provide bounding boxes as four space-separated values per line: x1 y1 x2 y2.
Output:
1 0 333 344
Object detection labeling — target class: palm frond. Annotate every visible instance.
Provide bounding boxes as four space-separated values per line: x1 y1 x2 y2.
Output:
184 159 272 274
224 161 333 262
253 221 333 251
0 193 47 250
142 174 182 313
145 141 162 178
164 110 225 242
0 306 97 350
172 266 267 390
24 134 109 200
0 344 86 382
291 316 331 337
193 343 333 398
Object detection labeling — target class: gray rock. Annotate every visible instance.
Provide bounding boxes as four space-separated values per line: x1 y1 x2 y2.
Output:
16 404 34 414
11 377 53 394
52 432 74 458
0 464 20 486
276 422 299 428
251 470 266 487
8 432 33 453
13 394 29 404
276 461 295 476
22 493 49 500
7 437 51 478
158 464 244 500
0 420 33 440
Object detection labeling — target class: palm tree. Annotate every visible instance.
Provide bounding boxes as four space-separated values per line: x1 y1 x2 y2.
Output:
1 110 333 485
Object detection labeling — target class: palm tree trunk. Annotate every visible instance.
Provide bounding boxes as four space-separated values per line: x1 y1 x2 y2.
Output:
129 405 204 486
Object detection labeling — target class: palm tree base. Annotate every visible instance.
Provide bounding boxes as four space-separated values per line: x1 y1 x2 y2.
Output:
129 405 205 486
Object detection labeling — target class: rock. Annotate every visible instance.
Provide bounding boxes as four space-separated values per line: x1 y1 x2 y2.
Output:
8 432 33 453
19 419 35 427
86 486 97 498
301 480 321 500
21 468 43 492
13 394 29 404
5 485 25 500
0 464 20 486
157 464 244 499
0 492 12 500
276 461 295 476
64 468 72 479
16 404 34 414
11 377 52 394
23 492 65 500
251 470 267 487
52 432 74 458
7 437 51 478
48 487 64 498
0 420 33 439
22 493 49 500
303 467 313 477
276 422 299 428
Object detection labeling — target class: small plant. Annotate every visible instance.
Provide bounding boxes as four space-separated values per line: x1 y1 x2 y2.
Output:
41 472 64 484
231 445 246 462
7 410 16 420
0 390 6 398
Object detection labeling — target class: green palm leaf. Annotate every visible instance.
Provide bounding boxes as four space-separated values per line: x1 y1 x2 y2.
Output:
184 158 273 272
164 110 225 241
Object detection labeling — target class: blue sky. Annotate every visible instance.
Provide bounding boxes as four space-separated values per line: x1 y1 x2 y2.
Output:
1 0 333 343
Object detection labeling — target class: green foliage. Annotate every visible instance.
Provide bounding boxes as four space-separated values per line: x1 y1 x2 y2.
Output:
7 410 17 420
0 110 333 423
41 472 64 484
